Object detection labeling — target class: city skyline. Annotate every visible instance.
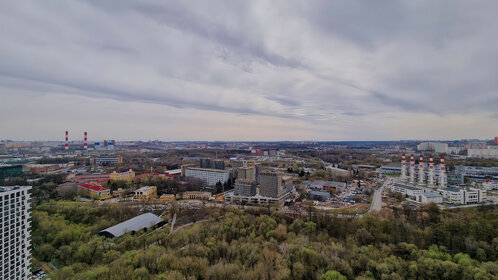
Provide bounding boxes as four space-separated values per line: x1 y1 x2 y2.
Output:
1 1 498 141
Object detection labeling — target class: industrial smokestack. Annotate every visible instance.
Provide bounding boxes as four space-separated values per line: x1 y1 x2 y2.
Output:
418 155 424 185
409 154 415 183
65 131 69 150
401 153 406 181
84 132 88 150
439 156 446 187
428 155 434 187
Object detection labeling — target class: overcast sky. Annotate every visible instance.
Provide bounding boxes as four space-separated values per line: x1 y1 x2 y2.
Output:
1 1 497 141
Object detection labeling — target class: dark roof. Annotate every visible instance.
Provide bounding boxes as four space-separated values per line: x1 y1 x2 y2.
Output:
98 213 163 238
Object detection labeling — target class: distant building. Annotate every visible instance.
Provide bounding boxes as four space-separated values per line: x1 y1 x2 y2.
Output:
437 187 486 205
134 186 157 201
237 166 256 181
0 186 32 280
72 174 110 184
0 164 22 179
200 159 225 170
110 169 135 182
447 173 464 185
79 184 111 200
326 166 350 177
390 183 425 200
234 179 256 196
259 171 292 198
467 147 498 159
93 155 123 166
303 180 347 192
378 163 403 174
417 142 448 153
98 213 163 238
184 167 229 186
420 192 443 204
309 190 331 202
180 191 211 200
159 194 175 203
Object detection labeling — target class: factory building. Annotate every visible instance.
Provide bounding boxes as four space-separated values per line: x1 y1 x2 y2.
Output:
0 186 32 280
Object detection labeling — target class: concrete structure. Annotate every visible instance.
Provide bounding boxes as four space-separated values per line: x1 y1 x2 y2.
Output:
200 159 225 170
98 213 163 238
428 155 434 187
234 179 256 196
438 187 486 205
417 142 448 154
93 155 123 166
159 194 175 203
439 156 446 187
0 186 32 280
302 180 347 192
184 167 229 186
390 183 425 200
180 191 211 200
134 186 157 201
420 192 443 204
418 155 424 185
84 132 88 150
378 163 402 175
259 171 284 198
468 147 498 159
409 154 415 183
65 130 69 150
483 180 498 190
79 184 111 200
237 166 256 181
110 169 135 182
309 190 331 202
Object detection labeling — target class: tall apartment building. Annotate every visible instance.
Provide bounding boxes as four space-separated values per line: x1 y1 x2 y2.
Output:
259 171 283 198
184 167 229 186
237 166 256 181
200 159 225 170
0 186 32 279
234 179 256 196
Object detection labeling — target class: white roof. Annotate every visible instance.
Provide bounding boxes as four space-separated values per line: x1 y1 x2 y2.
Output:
98 213 163 238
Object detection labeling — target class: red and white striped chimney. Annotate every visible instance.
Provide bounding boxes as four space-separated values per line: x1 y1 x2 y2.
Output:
418 155 424 184
409 154 415 183
84 132 88 150
65 131 69 150
428 155 434 187
439 156 446 187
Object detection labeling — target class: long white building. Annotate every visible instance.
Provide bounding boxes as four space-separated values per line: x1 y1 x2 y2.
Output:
184 167 229 186
0 186 32 279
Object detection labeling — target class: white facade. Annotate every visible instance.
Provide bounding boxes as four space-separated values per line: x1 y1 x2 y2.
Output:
390 183 425 199
184 167 229 186
0 186 32 280
438 187 486 204
467 147 498 159
420 192 443 204
417 142 448 153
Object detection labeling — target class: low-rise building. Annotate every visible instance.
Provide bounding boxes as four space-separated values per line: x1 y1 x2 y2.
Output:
110 169 135 182
159 194 175 203
134 186 157 201
390 183 425 200
180 191 212 200
437 187 486 204
309 190 331 202
79 184 111 200
420 192 443 204
92 155 123 166
302 180 347 192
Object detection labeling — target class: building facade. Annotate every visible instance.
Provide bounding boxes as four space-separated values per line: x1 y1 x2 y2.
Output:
237 166 256 181
259 171 283 198
110 169 135 182
0 186 32 279
184 167 229 186
79 184 111 200
134 186 157 201
234 179 256 196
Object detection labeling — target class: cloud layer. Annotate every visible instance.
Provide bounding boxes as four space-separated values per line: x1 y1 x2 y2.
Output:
1 1 497 141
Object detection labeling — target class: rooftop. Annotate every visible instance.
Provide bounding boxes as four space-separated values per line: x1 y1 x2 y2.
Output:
0 185 31 192
98 213 163 238
79 184 109 192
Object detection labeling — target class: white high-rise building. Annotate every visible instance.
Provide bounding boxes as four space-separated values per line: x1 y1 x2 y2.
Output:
184 167 229 186
0 186 32 279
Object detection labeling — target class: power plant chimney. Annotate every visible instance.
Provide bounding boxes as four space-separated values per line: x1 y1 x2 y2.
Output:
428 155 434 187
84 132 88 150
418 155 424 185
439 156 446 187
409 154 415 183
401 154 406 181
65 131 69 150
